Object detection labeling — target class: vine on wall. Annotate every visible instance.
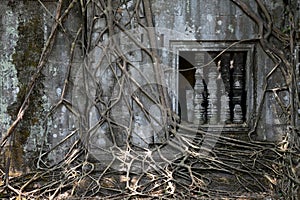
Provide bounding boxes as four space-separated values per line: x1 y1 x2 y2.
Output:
0 0 299 199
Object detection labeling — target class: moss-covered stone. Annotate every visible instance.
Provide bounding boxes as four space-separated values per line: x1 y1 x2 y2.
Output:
6 2 45 172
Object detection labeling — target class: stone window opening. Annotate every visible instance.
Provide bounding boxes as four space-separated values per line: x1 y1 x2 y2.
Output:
179 51 247 125
172 42 254 131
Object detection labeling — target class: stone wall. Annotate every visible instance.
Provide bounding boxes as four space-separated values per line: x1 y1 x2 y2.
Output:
151 0 298 141
0 1 46 172
0 0 82 171
0 0 299 172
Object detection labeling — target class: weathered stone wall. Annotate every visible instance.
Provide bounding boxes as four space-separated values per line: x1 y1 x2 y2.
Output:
0 1 82 171
152 0 295 141
0 2 20 140
0 1 46 172
153 0 257 41
0 0 298 172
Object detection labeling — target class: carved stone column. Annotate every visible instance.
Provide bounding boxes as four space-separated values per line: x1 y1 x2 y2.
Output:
218 60 231 124
232 53 245 124
194 52 206 124
207 62 218 124
233 104 243 124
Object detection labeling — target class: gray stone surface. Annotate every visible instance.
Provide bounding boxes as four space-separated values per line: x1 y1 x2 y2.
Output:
0 0 298 169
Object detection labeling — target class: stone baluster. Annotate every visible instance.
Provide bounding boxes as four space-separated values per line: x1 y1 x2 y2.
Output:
218 60 231 124
233 104 243 124
194 52 206 124
232 54 245 124
230 59 234 70
217 60 222 79
207 62 218 124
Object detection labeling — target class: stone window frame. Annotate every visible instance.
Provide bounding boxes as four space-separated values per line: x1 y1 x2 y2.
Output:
170 41 255 132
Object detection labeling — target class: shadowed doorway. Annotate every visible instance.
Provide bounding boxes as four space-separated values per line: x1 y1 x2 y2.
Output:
178 51 196 122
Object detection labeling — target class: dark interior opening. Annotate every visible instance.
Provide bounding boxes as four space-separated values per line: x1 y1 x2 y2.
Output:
208 51 247 123
178 50 247 124
178 51 196 121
